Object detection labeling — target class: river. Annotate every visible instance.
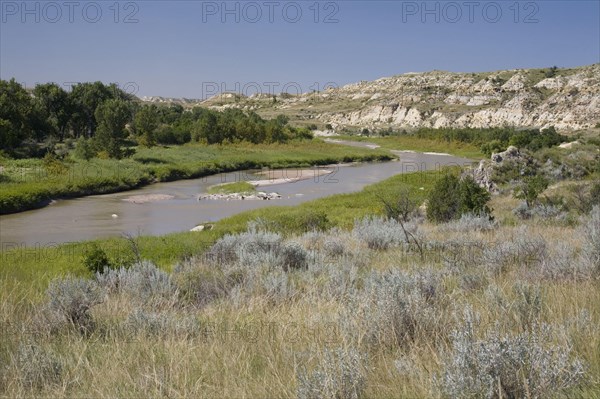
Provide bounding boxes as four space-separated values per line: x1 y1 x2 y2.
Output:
0 141 473 247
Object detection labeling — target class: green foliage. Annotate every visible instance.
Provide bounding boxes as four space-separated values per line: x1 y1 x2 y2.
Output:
93 99 132 158
414 127 565 154
208 181 256 195
33 83 72 140
42 153 69 176
83 245 112 274
73 137 95 160
513 175 549 207
458 176 492 216
545 66 559 78
427 174 492 223
0 79 35 151
427 174 462 223
133 105 158 147
480 139 505 157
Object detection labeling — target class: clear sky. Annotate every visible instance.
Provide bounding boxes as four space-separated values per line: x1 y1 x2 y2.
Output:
1 1 598 98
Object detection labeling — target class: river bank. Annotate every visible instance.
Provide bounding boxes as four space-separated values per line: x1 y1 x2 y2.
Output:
0 141 393 215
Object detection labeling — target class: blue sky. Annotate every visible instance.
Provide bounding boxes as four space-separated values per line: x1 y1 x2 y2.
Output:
1 1 598 97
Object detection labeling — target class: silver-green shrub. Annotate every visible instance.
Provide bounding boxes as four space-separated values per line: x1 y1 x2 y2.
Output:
297 347 367 399
46 277 104 333
439 308 586 398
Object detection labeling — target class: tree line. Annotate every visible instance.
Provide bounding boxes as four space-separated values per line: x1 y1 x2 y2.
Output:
0 79 313 159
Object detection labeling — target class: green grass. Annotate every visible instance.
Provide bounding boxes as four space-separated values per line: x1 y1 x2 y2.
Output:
208 181 257 195
0 168 442 295
332 134 484 159
0 140 393 214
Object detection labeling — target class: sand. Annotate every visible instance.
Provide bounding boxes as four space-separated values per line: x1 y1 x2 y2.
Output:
248 168 334 187
122 194 175 204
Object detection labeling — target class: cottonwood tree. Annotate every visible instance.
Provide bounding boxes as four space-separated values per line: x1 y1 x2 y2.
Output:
94 99 132 158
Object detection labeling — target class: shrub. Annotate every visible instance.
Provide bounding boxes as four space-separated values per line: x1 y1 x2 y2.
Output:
83 244 112 274
512 201 532 220
345 269 446 348
440 213 498 232
481 227 547 275
73 136 95 160
46 277 104 333
458 176 492 217
513 175 549 208
262 269 296 302
427 174 491 223
439 308 586 399
427 173 461 223
95 261 175 304
297 348 366 399
579 206 600 274
280 241 309 272
378 186 419 223
172 260 242 307
538 242 593 281
206 228 282 268
13 343 63 389
352 216 409 250
568 182 600 214
322 234 348 258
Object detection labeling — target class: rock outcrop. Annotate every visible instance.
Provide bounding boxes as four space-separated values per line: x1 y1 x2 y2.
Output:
150 64 600 132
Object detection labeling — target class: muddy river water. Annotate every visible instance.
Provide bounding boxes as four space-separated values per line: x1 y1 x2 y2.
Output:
0 141 473 246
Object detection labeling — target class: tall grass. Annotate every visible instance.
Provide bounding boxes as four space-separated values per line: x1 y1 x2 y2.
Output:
1 171 599 397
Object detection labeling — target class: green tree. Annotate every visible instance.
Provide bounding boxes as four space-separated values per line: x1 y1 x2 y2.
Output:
0 79 34 151
427 173 492 223
427 173 462 223
133 105 158 147
69 82 132 138
33 83 72 140
73 136 95 160
514 175 549 207
458 176 492 216
93 99 132 158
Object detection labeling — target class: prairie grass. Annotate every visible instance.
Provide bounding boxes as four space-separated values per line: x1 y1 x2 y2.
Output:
1 170 599 398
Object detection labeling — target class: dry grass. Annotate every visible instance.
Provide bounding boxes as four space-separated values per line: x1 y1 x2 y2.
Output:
1 204 599 398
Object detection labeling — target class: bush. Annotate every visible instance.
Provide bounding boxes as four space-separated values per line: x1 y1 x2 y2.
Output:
73 137 95 160
352 216 408 250
439 308 586 398
345 269 446 348
172 260 239 307
579 206 600 274
46 277 104 333
83 244 112 274
440 213 498 232
513 175 549 208
206 228 282 268
458 176 492 216
427 174 491 223
297 348 366 399
280 241 309 272
95 261 176 304
14 343 63 389
378 186 419 223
